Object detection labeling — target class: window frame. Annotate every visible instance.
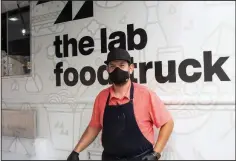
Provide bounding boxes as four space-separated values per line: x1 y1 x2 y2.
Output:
1 4 32 79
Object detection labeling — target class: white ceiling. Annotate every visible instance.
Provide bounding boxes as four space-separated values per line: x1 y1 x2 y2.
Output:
2 1 29 13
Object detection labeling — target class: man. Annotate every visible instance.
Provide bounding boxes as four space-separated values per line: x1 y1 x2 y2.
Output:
67 48 174 161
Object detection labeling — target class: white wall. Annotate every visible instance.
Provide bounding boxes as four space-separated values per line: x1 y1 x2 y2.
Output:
1 1 235 160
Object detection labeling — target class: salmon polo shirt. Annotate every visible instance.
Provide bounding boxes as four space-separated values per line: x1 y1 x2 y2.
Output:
89 82 172 145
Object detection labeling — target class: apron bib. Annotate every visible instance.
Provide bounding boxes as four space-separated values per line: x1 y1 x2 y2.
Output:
101 83 153 160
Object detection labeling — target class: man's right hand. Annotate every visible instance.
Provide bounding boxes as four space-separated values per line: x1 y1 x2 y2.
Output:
67 151 80 161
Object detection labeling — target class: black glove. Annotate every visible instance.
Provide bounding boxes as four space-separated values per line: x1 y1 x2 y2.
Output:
142 151 161 160
67 151 80 161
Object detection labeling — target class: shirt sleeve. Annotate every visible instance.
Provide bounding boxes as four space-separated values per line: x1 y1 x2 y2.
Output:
149 90 172 128
88 95 102 129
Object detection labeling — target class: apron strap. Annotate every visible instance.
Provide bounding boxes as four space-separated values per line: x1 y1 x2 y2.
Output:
130 82 134 100
106 93 111 106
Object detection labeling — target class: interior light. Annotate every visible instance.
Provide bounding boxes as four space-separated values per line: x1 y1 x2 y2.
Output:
22 29 26 35
9 17 19 21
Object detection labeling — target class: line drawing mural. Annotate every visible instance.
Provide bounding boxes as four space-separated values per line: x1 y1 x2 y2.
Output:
1 1 235 160
25 74 43 93
31 1 66 37
11 80 20 91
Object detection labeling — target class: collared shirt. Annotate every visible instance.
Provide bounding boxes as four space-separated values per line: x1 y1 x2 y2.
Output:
89 82 172 145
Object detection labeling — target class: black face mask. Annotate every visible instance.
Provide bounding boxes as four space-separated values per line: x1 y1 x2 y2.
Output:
109 67 130 85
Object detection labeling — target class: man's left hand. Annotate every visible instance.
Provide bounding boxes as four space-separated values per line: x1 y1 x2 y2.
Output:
142 151 161 160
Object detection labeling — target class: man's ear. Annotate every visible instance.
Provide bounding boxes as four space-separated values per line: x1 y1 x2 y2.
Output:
129 64 135 74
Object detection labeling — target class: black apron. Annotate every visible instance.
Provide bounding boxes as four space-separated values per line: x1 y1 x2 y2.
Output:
101 83 153 160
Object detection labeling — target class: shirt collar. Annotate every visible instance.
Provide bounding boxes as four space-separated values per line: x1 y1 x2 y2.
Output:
109 83 131 100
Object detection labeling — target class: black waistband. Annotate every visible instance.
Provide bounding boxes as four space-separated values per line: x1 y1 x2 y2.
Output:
103 148 153 161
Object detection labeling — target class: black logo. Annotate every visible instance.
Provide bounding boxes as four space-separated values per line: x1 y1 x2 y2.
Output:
36 1 50 5
36 1 94 24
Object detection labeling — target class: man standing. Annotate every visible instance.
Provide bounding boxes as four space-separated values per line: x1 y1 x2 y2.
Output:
67 48 174 160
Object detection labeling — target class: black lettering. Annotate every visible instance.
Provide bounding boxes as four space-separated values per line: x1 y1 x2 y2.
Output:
179 59 201 82
127 24 147 50
97 65 109 85
108 31 126 51
54 36 63 58
63 34 77 57
130 57 138 83
204 51 230 81
101 28 107 53
139 61 153 83
79 36 94 56
80 66 96 86
64 67 79 86
54 62 64 86
155 61 176 83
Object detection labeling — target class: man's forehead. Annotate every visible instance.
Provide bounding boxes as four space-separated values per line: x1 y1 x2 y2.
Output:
109 60 128 65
